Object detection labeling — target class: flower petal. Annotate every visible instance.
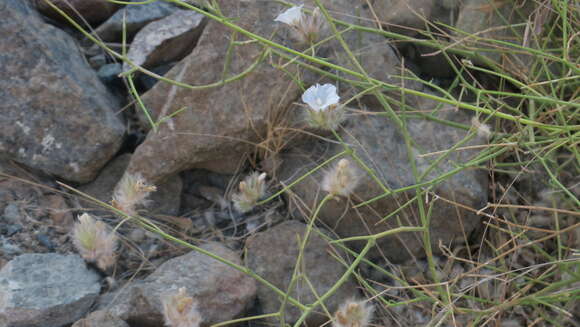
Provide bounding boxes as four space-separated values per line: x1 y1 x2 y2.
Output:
302 83 339 111
274 5 303 26
302 83 323 111
318 84 340 108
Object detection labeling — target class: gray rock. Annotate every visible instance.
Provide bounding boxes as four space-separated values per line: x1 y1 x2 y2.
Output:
0 178 74 263
122 0 302 183
0 154 54 182
0 237 22 256
124 10 206 72
136 62 175 91
0 0 125 183
102 242 256 326
245 221 359 326
72 310 129 327
369 0 459 78
0 253 101 327
371 0 459 35
123 0 412 184
78 153 182 216
97 63 123 86
93 1 182 43
370 0 437 36
2 204 20 224
455 0 536 76
35 233 55 250
277 96 488 263
4 224 23 237
88 54 108 70
33 0 120 25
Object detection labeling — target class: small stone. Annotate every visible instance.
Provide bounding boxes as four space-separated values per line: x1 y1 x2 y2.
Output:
5 224 23 236
123 10 206 72
0 236 22 256
88 54 108 69
36 233 55 250
3 203 20 224
0 253 101 327
93 1 182 42
97 63 123 87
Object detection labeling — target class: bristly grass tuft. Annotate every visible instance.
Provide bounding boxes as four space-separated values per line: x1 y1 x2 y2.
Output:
72 213 118 271
232 172 267 213
162 287 202 327
112 172 157 216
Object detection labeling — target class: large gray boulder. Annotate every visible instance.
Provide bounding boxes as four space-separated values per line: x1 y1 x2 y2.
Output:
0 253 101 327
0 0 125 183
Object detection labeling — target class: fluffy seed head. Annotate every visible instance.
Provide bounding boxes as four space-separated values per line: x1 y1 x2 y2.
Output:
232 172 267 213
112 173 157 216
73 213 118 270
333 299 373 327
471 116 492 139
322 159 360 198
294 7 326 45
162 287 202 327
305 105 345 131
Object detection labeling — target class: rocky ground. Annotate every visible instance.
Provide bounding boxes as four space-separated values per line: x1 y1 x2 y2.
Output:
0 1 578 327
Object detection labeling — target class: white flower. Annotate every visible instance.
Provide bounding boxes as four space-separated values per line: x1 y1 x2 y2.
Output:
275 5 304 26
301 83 344 130
302 83 340 111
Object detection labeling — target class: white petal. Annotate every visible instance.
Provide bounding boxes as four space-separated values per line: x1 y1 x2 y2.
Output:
301 83 340 111
275 5 303 26
302 84 324 111
318 84 340 108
